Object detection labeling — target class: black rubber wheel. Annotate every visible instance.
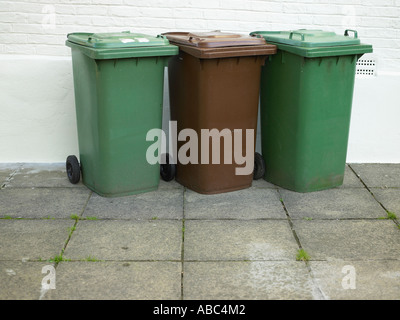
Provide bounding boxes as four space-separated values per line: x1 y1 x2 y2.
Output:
160 153 176 182
253 152 265 180
66 155 80 184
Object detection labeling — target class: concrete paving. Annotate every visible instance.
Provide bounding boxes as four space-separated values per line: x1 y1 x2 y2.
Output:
0 163 399 300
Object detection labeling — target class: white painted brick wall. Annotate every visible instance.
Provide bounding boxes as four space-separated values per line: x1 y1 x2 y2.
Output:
0 0 399 71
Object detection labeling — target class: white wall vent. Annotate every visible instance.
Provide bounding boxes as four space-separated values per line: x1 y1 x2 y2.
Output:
356 56 377 78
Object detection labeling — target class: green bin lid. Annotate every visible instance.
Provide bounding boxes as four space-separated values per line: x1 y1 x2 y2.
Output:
66 31 178 59
67 31 170 48
250 29 373 58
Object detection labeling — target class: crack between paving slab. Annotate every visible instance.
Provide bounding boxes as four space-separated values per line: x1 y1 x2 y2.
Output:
59 191 93 258
277 189 303 248
38 191 92 300
277 189 328 300
5 186 88 190
348 164 400 228
0 166 21 189
5 257 400 263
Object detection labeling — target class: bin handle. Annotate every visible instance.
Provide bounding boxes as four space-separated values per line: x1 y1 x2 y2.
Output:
344 29 358 39
188 36 202 42
251 33 263 39
289 31 305 41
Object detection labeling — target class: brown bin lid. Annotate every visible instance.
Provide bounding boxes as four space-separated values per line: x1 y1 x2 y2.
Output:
162 31 277 59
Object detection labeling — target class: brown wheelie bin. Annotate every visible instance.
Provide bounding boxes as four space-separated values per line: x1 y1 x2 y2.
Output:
163 31 276 194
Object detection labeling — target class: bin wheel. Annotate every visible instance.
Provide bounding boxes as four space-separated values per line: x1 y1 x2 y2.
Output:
253 152 265 180
66 155 80 184
160 153 176 182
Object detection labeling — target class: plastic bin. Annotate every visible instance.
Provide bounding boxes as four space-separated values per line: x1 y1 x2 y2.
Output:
250 29 373 192
163 31 276 194
65 32 178 197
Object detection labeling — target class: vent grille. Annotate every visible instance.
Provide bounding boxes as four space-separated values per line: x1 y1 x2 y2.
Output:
356 57 376 77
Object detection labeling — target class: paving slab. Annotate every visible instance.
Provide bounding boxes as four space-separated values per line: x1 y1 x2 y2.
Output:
158 179 185 191
4 163 85 188
0 173 11 187
292 220 400 261
0 164 21 171
341 165 365 188
280 187 387 220
0 187 91 219
43 261 181 300
184 188 286 220
0 164 20 187
0 261 55 300
0 219 74 261
0 175 8 187
250 178 279 189
349 163 400 188
370 187 400 217
83 188 183 220
183 261 318 300
184 220 299 261
1 162 400 300
310 260 400 300
63 220 182 261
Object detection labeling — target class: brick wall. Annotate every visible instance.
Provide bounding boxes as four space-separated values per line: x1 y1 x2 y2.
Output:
0 0 399 72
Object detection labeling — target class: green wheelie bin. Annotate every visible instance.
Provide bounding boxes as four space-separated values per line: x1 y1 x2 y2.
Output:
65 32 178 197
250 29 373 192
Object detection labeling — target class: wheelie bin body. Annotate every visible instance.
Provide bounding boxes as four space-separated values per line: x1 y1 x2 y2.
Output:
250 29 372 192
66 32 178 197
163 31 276 194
